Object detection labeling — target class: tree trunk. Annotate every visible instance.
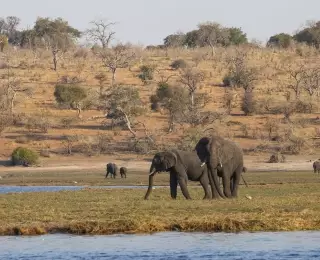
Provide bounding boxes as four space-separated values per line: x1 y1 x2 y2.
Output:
52 50 58 71
118 108 136 137
190 91 195 108
209 43 215 58
10 91 16 114
111 69 116 86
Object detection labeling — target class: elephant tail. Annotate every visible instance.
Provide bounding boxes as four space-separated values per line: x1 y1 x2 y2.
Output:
242 166 248 187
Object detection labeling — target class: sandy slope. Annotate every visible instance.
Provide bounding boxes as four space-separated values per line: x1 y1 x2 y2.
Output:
0 154 318 173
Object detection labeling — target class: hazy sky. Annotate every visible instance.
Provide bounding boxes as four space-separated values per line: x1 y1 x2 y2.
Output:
1 0 320 46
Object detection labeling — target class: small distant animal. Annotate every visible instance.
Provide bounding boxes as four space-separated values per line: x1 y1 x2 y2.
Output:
313 160 320 174
120 167 127 178
106 163 118 179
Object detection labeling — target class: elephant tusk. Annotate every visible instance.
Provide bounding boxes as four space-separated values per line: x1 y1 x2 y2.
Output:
149 170 157 176
200 162 206 167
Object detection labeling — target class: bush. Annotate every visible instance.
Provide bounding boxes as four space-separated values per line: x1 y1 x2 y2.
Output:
267 33 292 48
11 147 39 166
241 91 257 115
0 61 8 69
138 65 155 84
170 59 187 70
54 84 87 108
73 48 88 59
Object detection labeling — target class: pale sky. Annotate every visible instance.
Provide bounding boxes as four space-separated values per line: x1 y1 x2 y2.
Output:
1 0 320 46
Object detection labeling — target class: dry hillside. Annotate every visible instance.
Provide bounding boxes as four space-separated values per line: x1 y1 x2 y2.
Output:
0 44 319 166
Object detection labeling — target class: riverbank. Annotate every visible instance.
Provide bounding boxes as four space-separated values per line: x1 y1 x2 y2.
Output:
1 180 320 236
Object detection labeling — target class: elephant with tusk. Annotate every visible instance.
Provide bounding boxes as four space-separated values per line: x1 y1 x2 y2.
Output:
144 150 212 200
195 135 245 199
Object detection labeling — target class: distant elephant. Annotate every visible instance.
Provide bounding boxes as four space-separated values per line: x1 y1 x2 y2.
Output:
144 150 211 200
105 163 118 178
313 160 320 174
195 135 244 199
120 167 127 178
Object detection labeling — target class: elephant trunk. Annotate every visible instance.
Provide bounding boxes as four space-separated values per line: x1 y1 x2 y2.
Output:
208 157 226 199
144 165 156 200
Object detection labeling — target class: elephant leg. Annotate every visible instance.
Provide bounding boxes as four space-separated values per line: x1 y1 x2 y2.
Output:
230 176 234 193
170 171 178 199
178 176 192 200
199 174 211 199
231 166 242 197
106 172 109 178
222 175 232 198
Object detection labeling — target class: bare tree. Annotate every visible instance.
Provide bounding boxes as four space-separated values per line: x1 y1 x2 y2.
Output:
301 67 320 98
99 44 136 86
179 67 205 107
5 16 20 37
225 49 258 92
1 64 31 114
86 18 116 49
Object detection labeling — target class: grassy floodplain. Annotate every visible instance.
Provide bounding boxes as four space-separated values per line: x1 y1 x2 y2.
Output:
1 170 320 235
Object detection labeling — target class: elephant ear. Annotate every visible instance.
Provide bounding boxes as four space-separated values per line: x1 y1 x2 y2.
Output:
163 151 177 169
194 137 211 162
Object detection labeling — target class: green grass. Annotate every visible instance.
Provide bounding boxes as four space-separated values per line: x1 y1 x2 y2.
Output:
1 171 320 236
0 170 319 186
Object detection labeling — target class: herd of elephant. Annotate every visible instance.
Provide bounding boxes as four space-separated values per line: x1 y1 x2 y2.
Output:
106 135 320 200
144 135 247 200
105 163 127 179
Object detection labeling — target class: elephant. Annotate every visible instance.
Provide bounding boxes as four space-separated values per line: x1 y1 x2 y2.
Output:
195 135 244 199
120 167 127 178
144 150 211 200
105 163 118 178
313 160 320 174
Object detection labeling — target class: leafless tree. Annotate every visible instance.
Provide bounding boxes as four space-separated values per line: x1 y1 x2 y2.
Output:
5 16 20 37
301 67 320 98
1 65 31 114
86 18 116 49
99 44 136 86
225 49 258 92
179 67 205 107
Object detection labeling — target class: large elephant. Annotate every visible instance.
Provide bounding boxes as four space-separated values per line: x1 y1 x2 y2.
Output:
313 160 320 174
195 135 244 199
144 150 211 200
105 163 118 178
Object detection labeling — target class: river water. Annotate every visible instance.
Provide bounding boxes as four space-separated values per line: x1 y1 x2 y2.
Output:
0 185 163 194
1 231 319 260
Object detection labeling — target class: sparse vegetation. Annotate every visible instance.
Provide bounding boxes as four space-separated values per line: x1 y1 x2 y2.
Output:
0 15 318 161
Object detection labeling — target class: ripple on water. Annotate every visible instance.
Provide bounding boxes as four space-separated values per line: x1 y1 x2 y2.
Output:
0 231 320 260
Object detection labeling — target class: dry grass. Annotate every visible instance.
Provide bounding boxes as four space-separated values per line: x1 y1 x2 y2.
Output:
1 171 320 236
1 183 320 236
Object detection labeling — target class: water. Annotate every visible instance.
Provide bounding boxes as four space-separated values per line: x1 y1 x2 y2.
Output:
0 231 319 259
0 185 168 194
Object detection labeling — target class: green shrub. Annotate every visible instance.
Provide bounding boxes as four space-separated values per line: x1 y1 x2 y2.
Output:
54 84 87 108
11 147 39 166
138 65 155 84
170 59 187 70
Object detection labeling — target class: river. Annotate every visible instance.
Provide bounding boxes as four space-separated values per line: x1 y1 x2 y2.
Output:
1 231 319 259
